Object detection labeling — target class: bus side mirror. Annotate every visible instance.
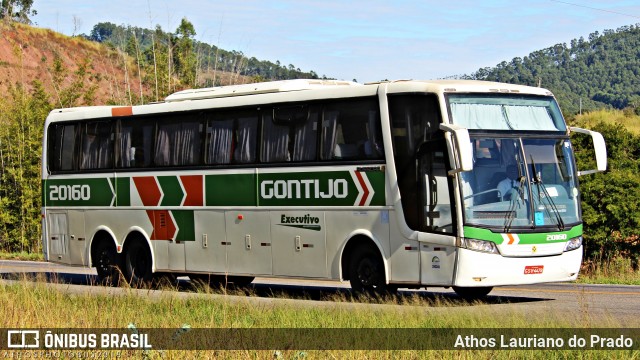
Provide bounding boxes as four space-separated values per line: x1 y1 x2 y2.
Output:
440 124 473 174
569 127 607 176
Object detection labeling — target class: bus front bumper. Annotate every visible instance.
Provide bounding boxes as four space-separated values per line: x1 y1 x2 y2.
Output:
453 246 582 287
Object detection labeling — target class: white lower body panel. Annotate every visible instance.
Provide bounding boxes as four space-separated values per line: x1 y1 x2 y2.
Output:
453 246 582 287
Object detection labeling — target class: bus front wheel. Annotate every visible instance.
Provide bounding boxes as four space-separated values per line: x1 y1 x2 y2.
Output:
452 286 493 300
349 245 390 294
124 240 153 286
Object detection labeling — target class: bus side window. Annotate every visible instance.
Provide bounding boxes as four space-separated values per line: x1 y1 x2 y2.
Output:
154 116 202 166
115 119 153 168
261 112 290 163
205 115 234 165
292 110 318 161
79 121 113 170
389 94 445 232
321 98 383 161
262 105 319 163
49 123 78 172
321 110 339 160
420 140 454 234
233 116 258 164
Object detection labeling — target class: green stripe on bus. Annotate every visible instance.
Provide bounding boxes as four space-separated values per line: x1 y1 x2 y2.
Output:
44 170 386 208
172 210 195 241
44 178 114 207
158 176 184 206
463 224 583 244
205 174 256 206
367 171 385 206
113 177 130 207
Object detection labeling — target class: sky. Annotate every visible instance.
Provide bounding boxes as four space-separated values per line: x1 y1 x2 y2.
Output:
32 0 640 83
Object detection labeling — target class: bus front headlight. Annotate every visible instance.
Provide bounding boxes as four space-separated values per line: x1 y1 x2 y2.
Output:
462 238 500 254
564 236 582 252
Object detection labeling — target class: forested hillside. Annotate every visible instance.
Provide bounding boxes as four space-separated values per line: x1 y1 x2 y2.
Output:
465 24 640 116
86 22 322 88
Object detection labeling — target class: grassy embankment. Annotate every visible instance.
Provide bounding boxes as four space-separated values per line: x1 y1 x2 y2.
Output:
0 276 636 359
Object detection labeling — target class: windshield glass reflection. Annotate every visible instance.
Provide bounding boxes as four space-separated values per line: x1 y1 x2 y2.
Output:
461 137 580 230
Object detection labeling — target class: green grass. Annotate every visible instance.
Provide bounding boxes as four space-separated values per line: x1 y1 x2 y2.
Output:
578 257 640 285
0 251 43 261
0 277 637 359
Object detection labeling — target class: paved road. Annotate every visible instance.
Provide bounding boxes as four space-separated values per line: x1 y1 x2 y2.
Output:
1 260 639 327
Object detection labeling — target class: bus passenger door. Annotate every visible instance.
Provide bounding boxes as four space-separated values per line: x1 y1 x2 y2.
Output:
46 210 86 265
184 211 228 274
47 212 69 264
271 211 327 278
225 211 272 276
67 210 88 266
418 139 457 285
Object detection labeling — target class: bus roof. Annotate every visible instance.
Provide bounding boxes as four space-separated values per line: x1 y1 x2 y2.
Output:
165 79 554 102
165 79 362 102
381 79 554 97
44 79 555 122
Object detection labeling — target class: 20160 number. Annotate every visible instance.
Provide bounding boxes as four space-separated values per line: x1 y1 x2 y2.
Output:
49 184 91 201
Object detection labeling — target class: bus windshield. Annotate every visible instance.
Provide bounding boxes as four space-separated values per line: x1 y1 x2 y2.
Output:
448 94 566 131
460 137 580 230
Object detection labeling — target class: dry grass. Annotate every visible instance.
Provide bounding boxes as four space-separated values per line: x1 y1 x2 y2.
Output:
572 109 640 136
0 275 636 359
579 257 640 285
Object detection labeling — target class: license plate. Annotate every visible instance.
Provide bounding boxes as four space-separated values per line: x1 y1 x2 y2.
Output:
524 265 544 274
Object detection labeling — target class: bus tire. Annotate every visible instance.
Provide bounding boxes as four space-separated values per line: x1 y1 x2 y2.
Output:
93 240 119 286
349 245 389 294
452 286 493 300
124 240 153 286
227 276 255 287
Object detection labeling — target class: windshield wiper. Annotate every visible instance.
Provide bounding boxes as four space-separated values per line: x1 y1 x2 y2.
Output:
530 155 565 231
504 162 527 232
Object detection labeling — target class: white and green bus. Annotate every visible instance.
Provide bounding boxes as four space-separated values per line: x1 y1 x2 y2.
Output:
42 79 606 298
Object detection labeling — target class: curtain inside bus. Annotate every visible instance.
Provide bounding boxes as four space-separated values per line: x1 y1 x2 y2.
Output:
154 121 201 166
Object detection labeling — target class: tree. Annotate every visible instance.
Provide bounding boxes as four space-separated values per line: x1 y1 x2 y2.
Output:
88 22 117 43
174 17 197 87
72 14 83 36
571 119 640 267
0 81 51 252
1 0 36 24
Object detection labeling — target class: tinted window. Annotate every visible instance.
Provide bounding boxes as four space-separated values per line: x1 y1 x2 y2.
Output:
115 118 154 168
154 115 202 167
79 121 113 170
49 123 77 172
320 98 383 161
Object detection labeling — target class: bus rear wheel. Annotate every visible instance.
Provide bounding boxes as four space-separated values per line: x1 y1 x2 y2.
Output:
452 286 493 300
94 241 119 286
227 276 255 287
349 245 391 295
124 240 153 286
